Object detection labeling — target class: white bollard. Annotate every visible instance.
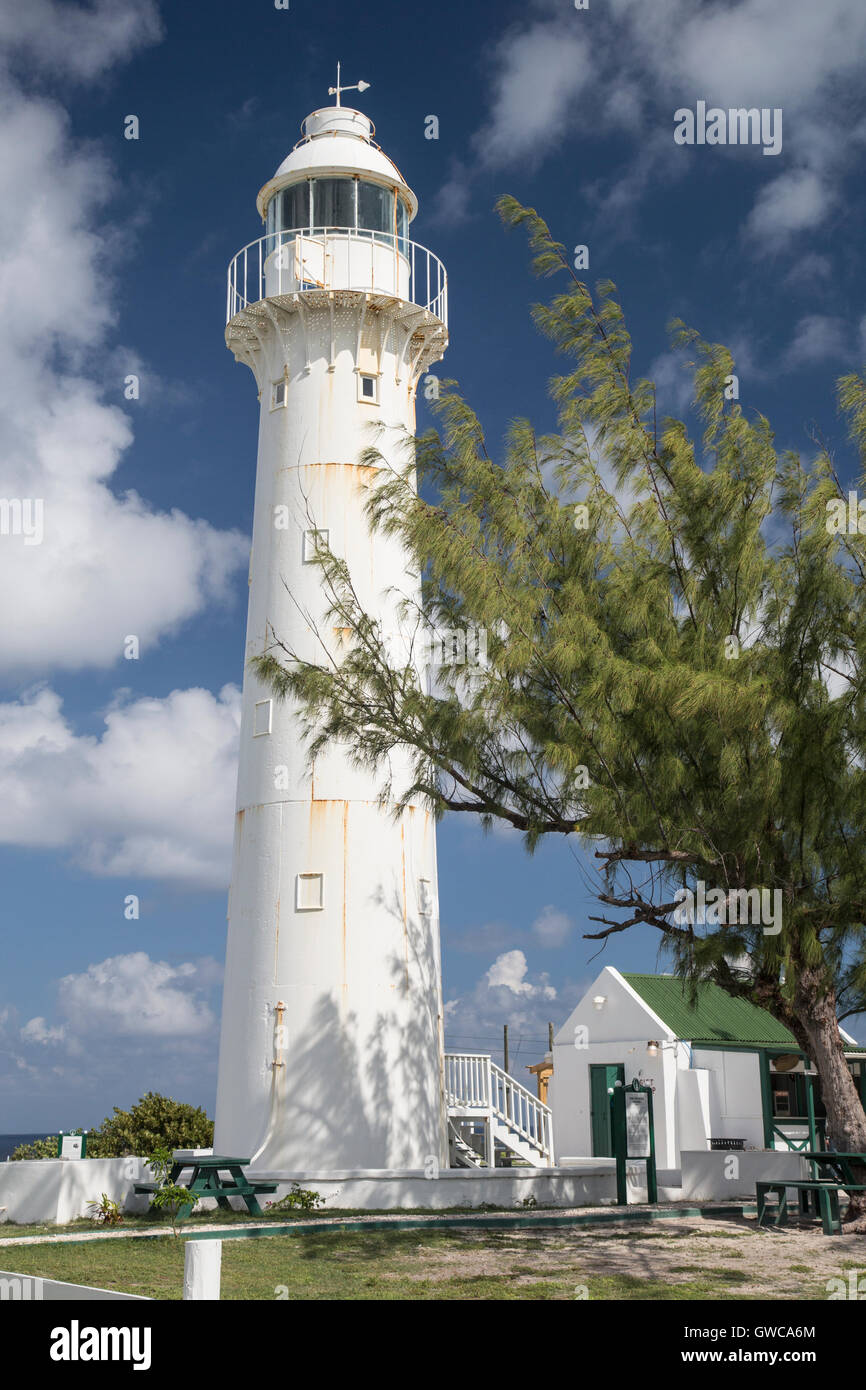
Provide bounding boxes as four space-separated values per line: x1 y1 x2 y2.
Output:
182 1239 222 1300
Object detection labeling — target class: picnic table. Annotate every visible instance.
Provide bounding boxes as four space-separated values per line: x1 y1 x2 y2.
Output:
756 1151 866 1236
134 1154 277 1220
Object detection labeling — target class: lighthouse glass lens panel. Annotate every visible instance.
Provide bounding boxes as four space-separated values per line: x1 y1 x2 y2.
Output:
396 198 409 255
312 178 354 232
358 182 395 244
280 182 310 236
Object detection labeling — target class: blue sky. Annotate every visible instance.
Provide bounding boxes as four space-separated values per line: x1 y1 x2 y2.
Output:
1 0 865 1130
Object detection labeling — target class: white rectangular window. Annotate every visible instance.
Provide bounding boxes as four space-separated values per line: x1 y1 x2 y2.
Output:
302 528 329 563
253 699 272 736
358 373 379 404
418 878 434 916
296 872 324 911
271 379 288 409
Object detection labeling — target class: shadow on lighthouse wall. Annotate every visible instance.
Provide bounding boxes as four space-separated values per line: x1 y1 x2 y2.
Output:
260 877 444 1172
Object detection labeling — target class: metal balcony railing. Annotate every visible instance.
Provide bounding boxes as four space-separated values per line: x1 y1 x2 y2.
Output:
226 227 448 327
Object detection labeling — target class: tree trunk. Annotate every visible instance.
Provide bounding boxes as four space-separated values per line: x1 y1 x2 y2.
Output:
791 967 866 1229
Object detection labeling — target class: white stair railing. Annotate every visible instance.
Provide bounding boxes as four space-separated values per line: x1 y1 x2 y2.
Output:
444 1052 553 1163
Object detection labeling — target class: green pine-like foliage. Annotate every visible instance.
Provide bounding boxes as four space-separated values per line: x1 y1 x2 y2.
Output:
254 198 866 1147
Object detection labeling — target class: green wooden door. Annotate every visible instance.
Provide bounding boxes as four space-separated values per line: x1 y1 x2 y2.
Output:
590 1063 624 1156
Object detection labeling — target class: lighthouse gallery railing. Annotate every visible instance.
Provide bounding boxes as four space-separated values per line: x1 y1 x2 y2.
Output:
227 227 448 327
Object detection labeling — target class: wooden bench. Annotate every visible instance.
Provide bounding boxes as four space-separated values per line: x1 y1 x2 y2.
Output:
756 1179 866 1236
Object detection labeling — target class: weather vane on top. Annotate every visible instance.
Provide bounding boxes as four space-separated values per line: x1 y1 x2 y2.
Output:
328 61 370 107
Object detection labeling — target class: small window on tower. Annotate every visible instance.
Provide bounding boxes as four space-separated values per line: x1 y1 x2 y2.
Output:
358 373 378 404
418 879 434 916
253 699 273 737
302 528 329 563
296 872 324 911
271 380 288 410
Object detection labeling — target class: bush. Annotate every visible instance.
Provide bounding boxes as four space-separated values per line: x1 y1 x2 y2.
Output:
89 1093 213 1157
10 1095 213 1161
10 1135 59 1161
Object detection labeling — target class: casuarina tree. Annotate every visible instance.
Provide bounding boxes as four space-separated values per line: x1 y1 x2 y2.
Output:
255 197 866 1225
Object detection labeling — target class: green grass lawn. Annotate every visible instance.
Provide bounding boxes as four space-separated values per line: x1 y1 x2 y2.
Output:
0 1225 821 1301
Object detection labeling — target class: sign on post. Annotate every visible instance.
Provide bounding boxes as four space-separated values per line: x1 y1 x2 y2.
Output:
56 1132 87 1160
611 1081 657 1205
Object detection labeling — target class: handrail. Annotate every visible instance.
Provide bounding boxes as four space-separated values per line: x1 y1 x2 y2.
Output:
444 1052 553 1159
226 227 447 327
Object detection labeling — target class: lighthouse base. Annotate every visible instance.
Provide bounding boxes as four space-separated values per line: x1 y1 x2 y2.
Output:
214 1164 631 1211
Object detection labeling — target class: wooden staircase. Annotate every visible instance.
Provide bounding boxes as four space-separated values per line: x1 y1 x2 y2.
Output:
445 1053 554 1168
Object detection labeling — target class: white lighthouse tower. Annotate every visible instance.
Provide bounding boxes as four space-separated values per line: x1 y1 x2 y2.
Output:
214 76 449 1173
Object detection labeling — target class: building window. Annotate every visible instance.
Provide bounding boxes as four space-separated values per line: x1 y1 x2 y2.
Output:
358 373 378 404
271 379 288 409
418 879 434 916
302 528 329 563
253 699 272 737
296 872 324 911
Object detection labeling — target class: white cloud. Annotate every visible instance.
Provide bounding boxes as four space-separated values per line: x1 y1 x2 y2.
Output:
0 5 247 678
487 949 554 995
473 23 592 169
51 953 217 1040
531 905 573 948
2 951 223 1120
445 949 560 1057
454 0 866 245
0 0 163 82
0 684 240 887
745 170 831 247
783 314 850 369
20 1016 67 1046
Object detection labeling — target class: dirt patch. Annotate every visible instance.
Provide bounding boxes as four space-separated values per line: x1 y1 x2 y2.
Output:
378 1216 866 1299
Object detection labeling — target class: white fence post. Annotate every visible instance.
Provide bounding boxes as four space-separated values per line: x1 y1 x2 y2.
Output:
183 1240 222 1300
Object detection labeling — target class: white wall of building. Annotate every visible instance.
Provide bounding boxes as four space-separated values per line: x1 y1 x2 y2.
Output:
691 1047 765 1148
548 967 778 1168
549 966 682 1168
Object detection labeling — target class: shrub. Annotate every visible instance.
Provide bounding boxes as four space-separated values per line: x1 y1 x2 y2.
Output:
10 1094 213 1161
10 1135 60 1161
88 1093 213 1157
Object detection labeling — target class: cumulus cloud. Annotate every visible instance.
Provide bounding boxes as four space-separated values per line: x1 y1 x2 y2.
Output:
2 952 222 1118
783 314 850 369
0 684 241 887
49 953 217 1041
0 2 247 678
445 949 561 1058
452 0 866 244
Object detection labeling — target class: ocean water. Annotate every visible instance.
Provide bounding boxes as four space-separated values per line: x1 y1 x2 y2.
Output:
0 1133 53 1161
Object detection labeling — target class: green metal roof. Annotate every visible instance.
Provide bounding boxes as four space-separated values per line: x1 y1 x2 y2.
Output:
621 973 799 1047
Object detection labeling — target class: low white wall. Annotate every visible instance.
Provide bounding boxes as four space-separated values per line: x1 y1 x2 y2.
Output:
3 1150 807 1223
678 1148 807 1201
0 1158 152 1226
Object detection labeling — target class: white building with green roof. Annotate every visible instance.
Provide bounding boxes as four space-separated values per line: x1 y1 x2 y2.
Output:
548 966 866 1172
